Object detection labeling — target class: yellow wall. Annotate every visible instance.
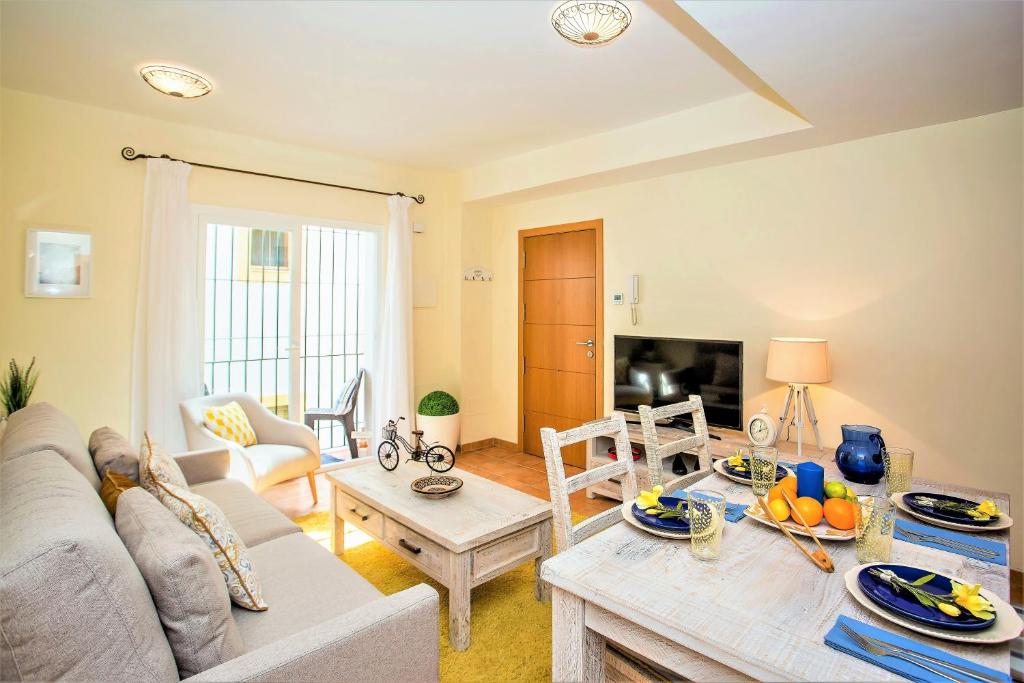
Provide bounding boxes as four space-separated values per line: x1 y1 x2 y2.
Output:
0 89 462 436
463 109 1024 568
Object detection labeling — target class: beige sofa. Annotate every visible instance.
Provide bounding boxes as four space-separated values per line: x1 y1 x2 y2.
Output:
0 403 439 682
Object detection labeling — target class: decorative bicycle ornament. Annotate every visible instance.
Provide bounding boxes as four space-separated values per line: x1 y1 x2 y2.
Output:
378 417 456 473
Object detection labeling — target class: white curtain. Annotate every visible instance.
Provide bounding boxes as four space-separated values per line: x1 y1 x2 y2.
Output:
372 194 415 444
130 158 200 450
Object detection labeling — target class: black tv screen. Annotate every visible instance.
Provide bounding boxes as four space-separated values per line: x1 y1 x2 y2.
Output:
613 335 743 430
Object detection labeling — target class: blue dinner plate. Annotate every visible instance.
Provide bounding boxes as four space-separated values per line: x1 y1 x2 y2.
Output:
904 492 995 527
723 459 787 482
631 496 690 533
857 564 995 631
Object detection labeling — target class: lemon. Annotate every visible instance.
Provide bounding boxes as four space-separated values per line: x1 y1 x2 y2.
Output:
768 498 791 522
824 481 847 499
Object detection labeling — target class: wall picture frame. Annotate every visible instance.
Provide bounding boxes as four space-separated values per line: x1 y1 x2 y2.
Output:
25 228 93 298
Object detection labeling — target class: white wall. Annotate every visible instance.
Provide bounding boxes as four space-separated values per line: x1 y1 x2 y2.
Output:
463 109 1024 568
0 88 463 436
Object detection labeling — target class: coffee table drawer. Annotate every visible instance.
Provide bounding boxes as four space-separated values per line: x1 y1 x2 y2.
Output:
384 518 446 577
335 490 384 537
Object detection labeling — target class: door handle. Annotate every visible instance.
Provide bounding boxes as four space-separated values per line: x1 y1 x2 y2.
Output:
576 339 594 347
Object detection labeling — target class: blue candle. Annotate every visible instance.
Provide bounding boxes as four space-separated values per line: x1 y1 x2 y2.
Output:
796 462 825 503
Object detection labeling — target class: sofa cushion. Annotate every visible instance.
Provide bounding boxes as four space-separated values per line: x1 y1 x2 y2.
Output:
233 533 383 651
89 425 140 482
0 451 178 681
100 470 139 516
140 434 189 493
0 402 101 490
116 488 245 678
154 482 268 612
191 478 300 546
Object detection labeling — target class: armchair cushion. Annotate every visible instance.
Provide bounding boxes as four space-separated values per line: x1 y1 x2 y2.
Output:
204 401 257 447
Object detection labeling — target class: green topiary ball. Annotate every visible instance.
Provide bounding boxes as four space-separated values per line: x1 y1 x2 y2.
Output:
417 390 459 416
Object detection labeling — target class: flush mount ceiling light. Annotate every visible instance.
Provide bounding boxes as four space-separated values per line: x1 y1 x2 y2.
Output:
139 65 212 98
551 0 631 46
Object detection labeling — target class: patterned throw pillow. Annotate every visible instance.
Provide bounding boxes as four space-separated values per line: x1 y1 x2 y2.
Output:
139 434 189 495
203 402 257 447
152 482 268 612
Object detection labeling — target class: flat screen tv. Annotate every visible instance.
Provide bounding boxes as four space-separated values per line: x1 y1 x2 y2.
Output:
613 335 743 430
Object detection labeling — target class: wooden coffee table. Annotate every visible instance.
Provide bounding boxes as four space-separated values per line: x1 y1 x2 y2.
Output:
328 462 552 651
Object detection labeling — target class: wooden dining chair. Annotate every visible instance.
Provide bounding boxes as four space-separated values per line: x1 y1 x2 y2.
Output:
540 413 639 552
637 395 713 495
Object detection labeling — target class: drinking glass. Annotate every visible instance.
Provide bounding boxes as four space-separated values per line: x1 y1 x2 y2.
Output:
687 489 726 561
855 495 895 563
883 447 915 496
749 446 779 497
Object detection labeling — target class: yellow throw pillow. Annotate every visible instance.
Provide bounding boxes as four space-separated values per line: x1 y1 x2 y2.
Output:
100 470 139 516
203 402 257 447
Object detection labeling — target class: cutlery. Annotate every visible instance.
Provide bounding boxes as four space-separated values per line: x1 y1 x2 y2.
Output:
899 529 999 558
756 491 834 573
851 629 1005 683
840 624 963 682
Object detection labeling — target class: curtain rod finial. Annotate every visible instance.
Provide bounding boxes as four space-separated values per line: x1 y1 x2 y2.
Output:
121 146 137 160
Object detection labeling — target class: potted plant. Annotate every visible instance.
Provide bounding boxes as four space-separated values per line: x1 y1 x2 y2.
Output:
416 390 460 452
1 357 39 421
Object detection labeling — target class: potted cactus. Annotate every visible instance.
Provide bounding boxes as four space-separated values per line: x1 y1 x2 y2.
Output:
416 390 460 452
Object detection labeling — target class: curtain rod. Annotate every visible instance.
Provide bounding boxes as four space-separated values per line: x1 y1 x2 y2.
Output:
120 146 425 204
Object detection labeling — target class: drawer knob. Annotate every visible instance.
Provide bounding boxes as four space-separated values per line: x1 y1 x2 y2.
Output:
399 538 422 554
349 508 369 522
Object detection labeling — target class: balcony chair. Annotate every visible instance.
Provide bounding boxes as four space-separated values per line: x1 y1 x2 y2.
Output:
303 368 365 460
180 392 321 504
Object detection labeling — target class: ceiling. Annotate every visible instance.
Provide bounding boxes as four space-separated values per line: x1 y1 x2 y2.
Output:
2 0 1020 182
0 0 748 169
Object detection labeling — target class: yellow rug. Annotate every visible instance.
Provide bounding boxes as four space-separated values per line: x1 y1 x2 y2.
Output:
294 510 564 683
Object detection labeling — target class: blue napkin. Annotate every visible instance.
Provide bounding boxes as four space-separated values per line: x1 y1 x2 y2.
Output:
895 518 1008 566
825 615 1010 683
669 489 747 523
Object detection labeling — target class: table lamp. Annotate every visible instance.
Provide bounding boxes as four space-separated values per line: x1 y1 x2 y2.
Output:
766 337 831 458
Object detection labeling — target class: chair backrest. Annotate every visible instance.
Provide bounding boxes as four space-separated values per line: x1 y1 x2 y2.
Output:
637 395 713 494
334 369 366 414
180 392 270 448
540 413 639 552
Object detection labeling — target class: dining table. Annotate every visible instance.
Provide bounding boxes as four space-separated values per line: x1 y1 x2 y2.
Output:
540 452 1014 682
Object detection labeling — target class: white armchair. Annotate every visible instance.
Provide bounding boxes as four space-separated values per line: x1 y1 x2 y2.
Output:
180 393 321 503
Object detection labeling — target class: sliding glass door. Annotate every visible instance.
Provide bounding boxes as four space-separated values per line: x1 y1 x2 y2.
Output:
198 209 377 450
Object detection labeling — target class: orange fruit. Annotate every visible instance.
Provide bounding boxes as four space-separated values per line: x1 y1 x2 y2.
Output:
790 497 824 526
767 498 791 522
823 498 856 530
767 476 798 503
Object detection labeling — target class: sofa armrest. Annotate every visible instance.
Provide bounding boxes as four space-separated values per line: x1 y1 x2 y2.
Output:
174 447 231 485
186 584 439 682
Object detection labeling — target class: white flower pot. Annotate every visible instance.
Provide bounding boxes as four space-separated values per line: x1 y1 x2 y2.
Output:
416 413 460 452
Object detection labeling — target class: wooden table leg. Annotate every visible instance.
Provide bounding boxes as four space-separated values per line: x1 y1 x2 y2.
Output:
535 519 553 602
330 490 345 557
448 551 472 651
552 587 605 683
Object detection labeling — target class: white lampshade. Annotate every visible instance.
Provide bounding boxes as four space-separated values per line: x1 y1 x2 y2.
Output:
766 337 831 384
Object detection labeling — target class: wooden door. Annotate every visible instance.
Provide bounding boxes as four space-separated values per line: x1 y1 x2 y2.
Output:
519 221 603 467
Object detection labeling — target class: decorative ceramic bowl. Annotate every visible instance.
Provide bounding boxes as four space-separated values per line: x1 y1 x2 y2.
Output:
411 475 463 499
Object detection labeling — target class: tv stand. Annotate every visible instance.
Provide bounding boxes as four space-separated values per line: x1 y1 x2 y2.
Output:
586 422 827 502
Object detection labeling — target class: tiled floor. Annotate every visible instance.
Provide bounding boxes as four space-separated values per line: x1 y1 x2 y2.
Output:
261 444 616 519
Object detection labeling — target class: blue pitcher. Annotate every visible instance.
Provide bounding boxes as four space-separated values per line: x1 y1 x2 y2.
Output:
835 425 886 484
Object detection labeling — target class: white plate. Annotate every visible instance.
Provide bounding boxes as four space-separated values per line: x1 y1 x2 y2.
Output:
893 493 1014 533
712 458 793 487
844 563 1024 644
620 498 690 540
744 502 855 541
